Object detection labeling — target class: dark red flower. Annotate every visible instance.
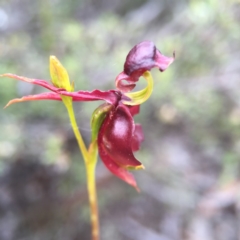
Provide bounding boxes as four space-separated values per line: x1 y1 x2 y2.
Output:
96 103 144 190
2 41 174 190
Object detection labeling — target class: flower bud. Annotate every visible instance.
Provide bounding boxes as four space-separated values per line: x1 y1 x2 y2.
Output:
50 56 73 92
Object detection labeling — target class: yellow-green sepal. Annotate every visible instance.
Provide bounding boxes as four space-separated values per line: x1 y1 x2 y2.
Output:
91 103 113 142
122 71 153 106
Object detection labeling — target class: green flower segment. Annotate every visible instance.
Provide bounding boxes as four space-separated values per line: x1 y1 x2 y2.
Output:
1 41 174 189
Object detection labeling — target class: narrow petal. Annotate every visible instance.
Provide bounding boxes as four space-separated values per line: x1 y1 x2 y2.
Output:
1 73 60 92
1 74 125 105
98 104 143 169
131 124 144 152
60 89 122 105
4 92 62 108
98 136 139 191
115 41 174 92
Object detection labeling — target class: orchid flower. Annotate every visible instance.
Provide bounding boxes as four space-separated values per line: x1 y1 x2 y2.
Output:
2 41 174 189
2 41 174 240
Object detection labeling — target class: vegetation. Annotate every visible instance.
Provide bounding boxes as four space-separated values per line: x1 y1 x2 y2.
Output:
0 0 240 239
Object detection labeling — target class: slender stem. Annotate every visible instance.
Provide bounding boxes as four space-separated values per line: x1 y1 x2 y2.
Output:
64 99 100 240
64 100 89 162
86 152 99 240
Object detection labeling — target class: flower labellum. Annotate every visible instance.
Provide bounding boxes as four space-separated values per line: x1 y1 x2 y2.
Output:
115 41 175 92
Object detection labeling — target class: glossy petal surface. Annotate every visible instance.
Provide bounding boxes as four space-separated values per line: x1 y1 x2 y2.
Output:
98 143 139 190
98 104 142 169
115 41 174 92
131 124 144 152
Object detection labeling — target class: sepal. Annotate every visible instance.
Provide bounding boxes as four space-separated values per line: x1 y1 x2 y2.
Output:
4 92 62 108
91 103 113 142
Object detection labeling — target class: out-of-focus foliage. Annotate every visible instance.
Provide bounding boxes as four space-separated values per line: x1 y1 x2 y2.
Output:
1 0 240 239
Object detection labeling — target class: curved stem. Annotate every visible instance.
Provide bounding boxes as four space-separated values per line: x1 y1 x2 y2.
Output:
64 98 99 240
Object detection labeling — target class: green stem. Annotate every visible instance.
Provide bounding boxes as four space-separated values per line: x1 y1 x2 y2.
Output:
64 98 99 240
87 142 99 240
64 99 89 162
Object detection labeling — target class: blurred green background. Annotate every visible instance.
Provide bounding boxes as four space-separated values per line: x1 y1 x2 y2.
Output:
1 0 240 239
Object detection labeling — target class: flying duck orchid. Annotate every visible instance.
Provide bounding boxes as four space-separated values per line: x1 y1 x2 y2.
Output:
1 41 174 190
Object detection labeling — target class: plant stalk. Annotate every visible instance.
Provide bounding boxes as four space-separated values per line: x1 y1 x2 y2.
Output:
86 157 99 240
64 99 100 240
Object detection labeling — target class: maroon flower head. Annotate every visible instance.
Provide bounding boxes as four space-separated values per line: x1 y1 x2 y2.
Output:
98 104 143 169
97 103 144 190
115 41 175 92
